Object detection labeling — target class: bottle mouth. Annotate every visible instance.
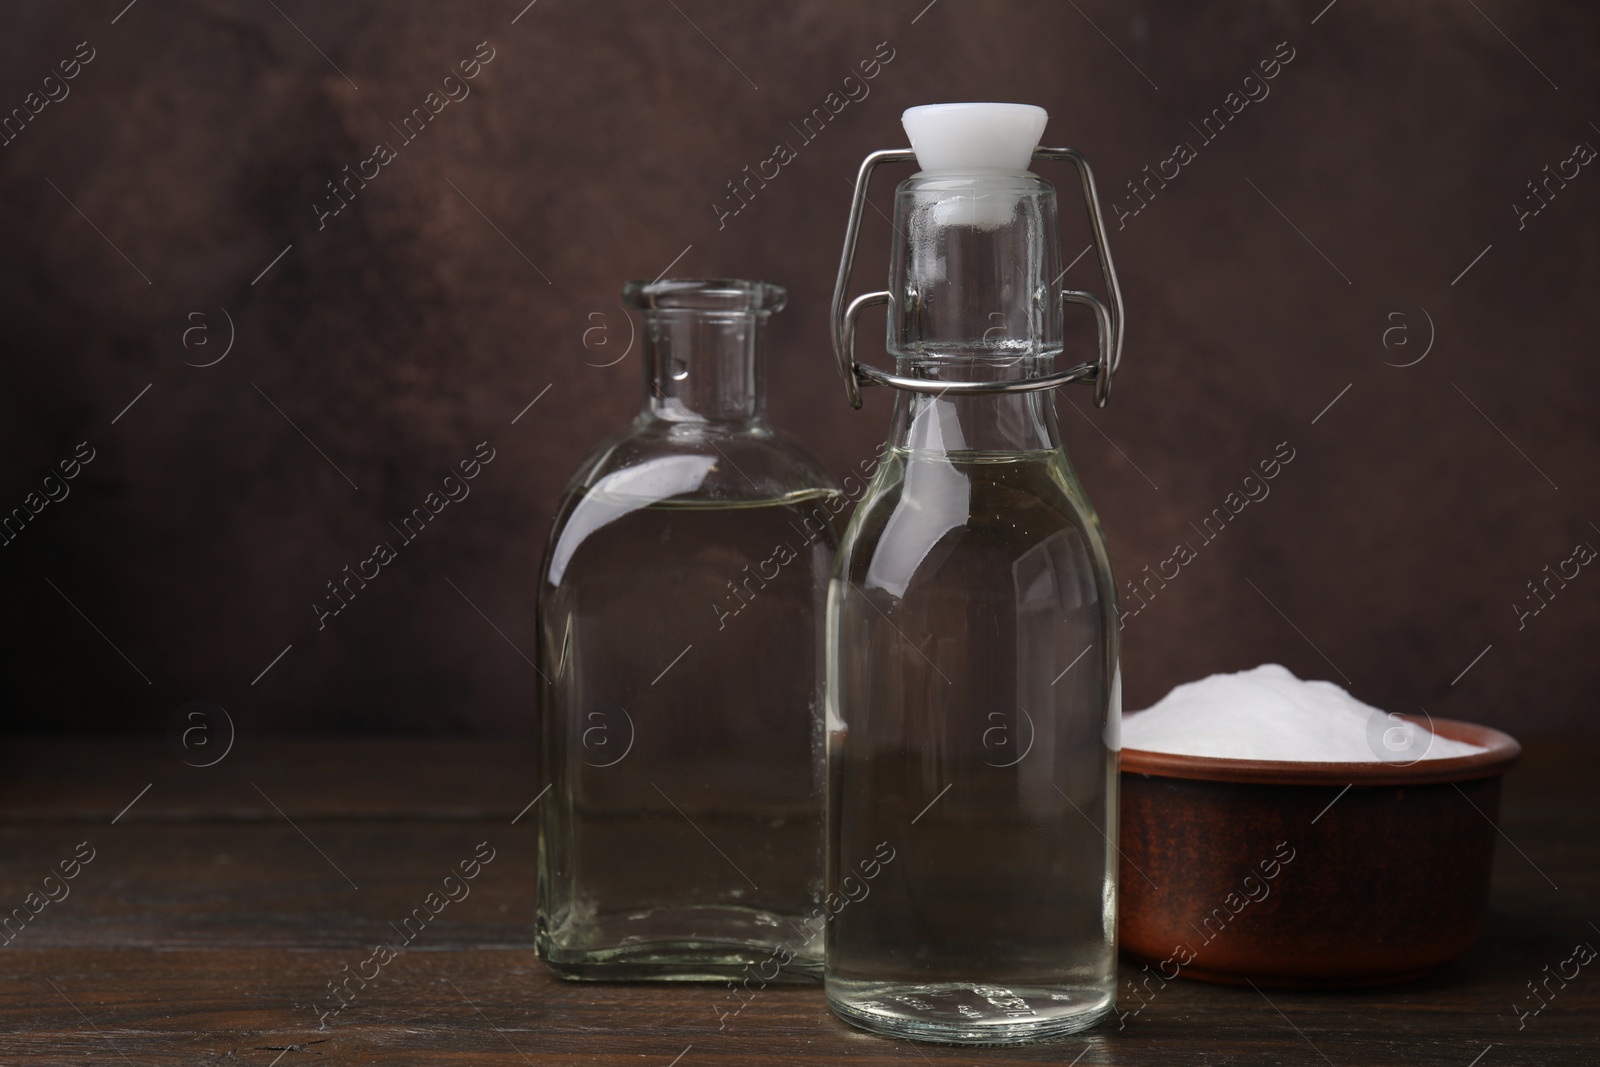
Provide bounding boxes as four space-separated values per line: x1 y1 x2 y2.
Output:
623 278 787 314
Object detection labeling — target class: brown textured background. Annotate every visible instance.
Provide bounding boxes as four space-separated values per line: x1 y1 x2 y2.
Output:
0 0 1594 738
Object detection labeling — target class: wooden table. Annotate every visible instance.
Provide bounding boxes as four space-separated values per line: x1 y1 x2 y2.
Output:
1 738 1594 1065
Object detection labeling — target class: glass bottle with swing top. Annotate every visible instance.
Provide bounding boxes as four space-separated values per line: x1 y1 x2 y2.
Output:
823 104 1127 1042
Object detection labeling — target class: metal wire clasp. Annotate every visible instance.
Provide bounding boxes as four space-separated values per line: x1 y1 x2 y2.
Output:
828 147 1125 409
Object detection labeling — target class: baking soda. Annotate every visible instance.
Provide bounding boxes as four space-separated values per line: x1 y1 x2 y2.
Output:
1122 664 1487 762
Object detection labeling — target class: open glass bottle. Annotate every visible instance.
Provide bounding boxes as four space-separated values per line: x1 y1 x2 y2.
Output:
537 279 842 980
823 104 1127 1042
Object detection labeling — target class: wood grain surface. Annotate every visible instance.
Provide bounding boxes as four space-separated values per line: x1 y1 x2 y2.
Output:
0 738 1594 1065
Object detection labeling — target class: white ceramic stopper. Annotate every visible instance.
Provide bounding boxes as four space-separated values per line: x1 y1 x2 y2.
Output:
901 102 1048 174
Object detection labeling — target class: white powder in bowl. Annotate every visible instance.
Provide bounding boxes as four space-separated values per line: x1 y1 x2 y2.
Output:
1122 664 1487 763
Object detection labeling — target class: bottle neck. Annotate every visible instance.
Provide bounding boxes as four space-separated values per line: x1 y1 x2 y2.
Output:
878 171 1067 454
888 171 1062 364
885 355 1062 454
642 310 766 423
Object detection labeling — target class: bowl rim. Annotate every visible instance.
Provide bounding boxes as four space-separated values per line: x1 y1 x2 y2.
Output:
1119 714 1521 786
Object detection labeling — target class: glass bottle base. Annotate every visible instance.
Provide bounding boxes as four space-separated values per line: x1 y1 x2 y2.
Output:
537 903 823 982
541 941 822 982
825 980 1113 1044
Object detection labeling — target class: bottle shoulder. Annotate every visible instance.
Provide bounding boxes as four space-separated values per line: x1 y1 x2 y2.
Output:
837 448 1113 594
541 418 843 588
563 417 839 504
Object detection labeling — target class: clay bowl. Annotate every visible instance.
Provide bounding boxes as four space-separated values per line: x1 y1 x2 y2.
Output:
1118 716 1521 987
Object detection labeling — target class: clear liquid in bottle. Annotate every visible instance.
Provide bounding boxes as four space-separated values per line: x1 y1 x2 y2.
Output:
825 446 1118 1040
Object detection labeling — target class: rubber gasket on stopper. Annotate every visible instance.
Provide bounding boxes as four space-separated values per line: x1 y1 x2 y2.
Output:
901 102 1048 174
